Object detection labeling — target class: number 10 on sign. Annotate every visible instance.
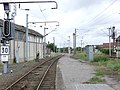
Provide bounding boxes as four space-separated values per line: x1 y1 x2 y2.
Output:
1 46 9 55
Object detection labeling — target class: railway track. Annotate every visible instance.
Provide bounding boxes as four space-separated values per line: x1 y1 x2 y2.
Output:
5 55 63 90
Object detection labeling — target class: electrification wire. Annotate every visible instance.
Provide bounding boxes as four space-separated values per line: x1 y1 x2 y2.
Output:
90 2 120 26
55 32 68 42
51 32 68 47
100 29 109 36
86 0 117 26
91 11 118 25
38 4 47 20
78 1 120 34
82 0 118 27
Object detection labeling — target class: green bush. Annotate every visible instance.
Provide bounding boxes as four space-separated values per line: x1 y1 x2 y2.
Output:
75 52 87 60
93 54 109 62
100 48 114 55
100 48 109 55
79 52 87 60
107 60 120 72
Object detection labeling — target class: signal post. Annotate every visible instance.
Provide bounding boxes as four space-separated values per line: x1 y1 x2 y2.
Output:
1 3 12 73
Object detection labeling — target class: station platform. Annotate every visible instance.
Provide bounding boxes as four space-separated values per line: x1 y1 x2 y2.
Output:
56 55 115 90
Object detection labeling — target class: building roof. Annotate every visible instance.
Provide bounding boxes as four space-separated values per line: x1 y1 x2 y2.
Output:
0 19 43 37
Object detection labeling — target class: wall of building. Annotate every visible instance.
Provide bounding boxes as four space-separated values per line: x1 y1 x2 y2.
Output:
0 21 43 64
7 38 43 64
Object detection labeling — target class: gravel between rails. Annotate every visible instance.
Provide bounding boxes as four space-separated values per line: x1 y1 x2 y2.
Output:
0 59 46 90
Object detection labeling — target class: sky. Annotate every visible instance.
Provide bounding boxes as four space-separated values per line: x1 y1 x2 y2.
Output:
1 0 120 48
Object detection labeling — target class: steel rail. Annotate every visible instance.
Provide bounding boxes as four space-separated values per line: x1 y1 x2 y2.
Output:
36 56 60 90
5 56 59 90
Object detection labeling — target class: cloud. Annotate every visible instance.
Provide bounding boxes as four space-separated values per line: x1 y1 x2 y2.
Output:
58 0 104 12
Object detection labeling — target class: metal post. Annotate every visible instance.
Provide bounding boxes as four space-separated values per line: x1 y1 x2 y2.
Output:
81 40 82 53
53 37 55 52
68 36 70 56
75 29 76 55
112 26 116 55
108 28 111 56
26 14 28 62
44 27 46 57
73 33 75 56
73 28 76 56
3 12 9 73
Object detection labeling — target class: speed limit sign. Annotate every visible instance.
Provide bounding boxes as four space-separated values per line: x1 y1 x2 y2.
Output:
1 46 9 55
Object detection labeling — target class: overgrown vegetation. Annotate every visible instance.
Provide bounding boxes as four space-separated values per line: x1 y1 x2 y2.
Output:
95 70 105 76
100 48 109 55
74 49 120 83
106 59 120 72
93 54 109 62
84 76 105 84
74 51 87 60
91 54 120 73
91 54 120 82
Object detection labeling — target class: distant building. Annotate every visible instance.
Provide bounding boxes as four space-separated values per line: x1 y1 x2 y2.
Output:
97 43 113 49
96 35 120 57
116 35 120 57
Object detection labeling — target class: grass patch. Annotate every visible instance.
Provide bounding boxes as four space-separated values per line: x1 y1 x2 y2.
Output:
84 76 105 84
106 60 120 72
92 58 120 73
75 51 87 60
91 54 120 81
93 54 109 62
95 70 105 76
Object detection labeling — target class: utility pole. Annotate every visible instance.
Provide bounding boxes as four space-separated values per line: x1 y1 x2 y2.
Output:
81 40 82 53
73 28 76 56
53 37 55 53
73 33 75 56
44 27 48 57
80 36 84 53
26 13 28 62
108 27 111 56
68 36 70 56
112 26 116 55
19 9 30 62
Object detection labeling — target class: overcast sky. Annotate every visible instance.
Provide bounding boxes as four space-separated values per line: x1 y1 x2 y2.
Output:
1 0 120 48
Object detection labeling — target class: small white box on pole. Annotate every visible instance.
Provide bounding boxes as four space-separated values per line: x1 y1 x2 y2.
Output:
1 55 8 62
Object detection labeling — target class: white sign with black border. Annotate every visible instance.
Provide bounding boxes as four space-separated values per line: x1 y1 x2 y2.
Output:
1 46 9 55
1 55 8 62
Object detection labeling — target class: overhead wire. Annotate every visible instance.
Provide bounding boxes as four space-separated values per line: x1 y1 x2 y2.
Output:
90 2 120 25
38 4 47 20
81 0 118 27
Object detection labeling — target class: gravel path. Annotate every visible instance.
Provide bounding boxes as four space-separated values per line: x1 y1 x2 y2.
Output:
0 59 45 90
